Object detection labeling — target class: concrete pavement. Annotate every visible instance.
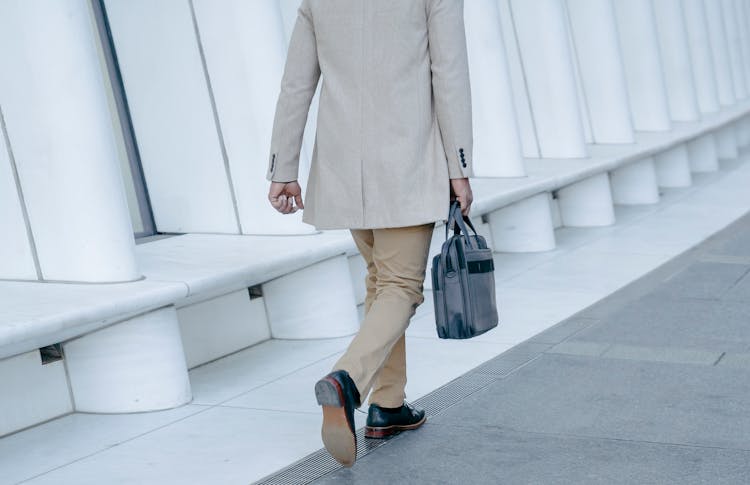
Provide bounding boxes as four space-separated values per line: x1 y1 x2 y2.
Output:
301 214 750 484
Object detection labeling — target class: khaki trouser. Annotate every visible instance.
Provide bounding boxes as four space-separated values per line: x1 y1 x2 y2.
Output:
332 222 435 408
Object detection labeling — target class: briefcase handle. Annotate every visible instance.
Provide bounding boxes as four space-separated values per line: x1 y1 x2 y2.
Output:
445 200 479 249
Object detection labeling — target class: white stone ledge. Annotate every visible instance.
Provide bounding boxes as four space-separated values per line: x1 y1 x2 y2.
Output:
1 101 749 361
0 231 358 361
474 100 749 216
136 230 357 305
0 280 187 361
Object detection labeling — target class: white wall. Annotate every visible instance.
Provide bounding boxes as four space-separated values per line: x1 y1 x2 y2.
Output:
705 0 737 106
613 0 672 132
683 0 721 115
104 0 240 234
0 113 36 280
722 0 748 100
509 0 588 158
465 0 524 176
192 0 315 235
565 0 635 144
652 0 701 122
497 0 541 158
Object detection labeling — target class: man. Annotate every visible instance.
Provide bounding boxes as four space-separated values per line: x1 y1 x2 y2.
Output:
266 0 473 467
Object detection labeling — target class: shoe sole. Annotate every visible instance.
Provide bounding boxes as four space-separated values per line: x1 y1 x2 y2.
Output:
364 415 427 439
315 377 356 467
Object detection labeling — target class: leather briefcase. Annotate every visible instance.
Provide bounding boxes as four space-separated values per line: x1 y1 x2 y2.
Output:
430 201 499 339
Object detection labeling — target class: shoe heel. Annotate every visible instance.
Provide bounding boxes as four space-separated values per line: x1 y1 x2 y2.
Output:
364 427 394 439
315 377 343 407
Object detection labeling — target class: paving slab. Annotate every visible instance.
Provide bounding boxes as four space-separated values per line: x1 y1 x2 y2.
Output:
427 354 750 450
525 317 599 345
306 214 750 485
600 343 723 366
573 293 750 352
21 406 326 485
702 222 750 258
716 352 750 369
652 261 750 300
314 424 750 485
546 340 611 357
723 271 750 302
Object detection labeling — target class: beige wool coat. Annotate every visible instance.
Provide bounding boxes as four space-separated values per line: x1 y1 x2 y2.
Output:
266 0 473 230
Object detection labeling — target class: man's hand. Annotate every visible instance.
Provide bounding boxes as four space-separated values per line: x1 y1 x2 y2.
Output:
450 177 473 218
268 181 304 214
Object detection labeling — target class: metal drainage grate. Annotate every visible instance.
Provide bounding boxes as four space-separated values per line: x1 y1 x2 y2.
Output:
257 428 391 485
411 372 497 417
254 343 549 485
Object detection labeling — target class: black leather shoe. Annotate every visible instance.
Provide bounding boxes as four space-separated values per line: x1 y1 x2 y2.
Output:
314 370 361 467
365 401 426 439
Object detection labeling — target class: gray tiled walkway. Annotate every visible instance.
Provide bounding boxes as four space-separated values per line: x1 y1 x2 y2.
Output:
312 215 750 484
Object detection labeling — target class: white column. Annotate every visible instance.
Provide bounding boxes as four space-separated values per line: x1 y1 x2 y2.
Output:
613 0 672 131
704 0 737 106
716 124 739 160
565 0 634 144
487 194 556 252
735 117 750 148
496 0 541 157
682 0 721 114
743 116 750 148
733 0 750 90
687 134 720 172
0 0 140 283
64 306 191 412
510 0 588 158
465 0 525 177
652 0 701 121
722 0 748 99
610 158 660 205
557 174 616 227
192 0 316 235
654 145 692 188
741 2 750 82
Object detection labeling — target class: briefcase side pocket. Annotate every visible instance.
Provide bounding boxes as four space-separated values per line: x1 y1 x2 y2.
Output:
465 247 499 337
467 270 498 336
431 253 448 337
443 270 469 338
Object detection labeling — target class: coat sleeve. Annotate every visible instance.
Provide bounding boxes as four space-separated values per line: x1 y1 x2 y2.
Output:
426 0 473 179
266 0 320 183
